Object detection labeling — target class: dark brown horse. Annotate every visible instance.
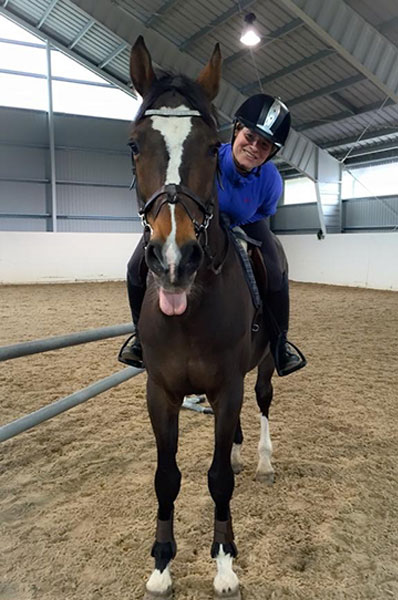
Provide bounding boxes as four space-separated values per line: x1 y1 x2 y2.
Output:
129 37 280 600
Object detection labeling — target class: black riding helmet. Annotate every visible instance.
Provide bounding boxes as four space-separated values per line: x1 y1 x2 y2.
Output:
232 94 291 162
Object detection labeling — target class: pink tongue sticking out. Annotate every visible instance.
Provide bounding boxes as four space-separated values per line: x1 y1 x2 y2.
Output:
159 288 187 316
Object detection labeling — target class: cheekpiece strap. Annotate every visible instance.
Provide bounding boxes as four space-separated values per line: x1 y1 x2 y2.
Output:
214 518 234 545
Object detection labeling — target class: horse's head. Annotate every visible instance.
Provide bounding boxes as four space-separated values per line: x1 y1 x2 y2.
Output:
129 36 222 316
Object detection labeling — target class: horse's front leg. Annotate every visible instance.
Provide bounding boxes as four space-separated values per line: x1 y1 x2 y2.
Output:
208 381 243 600
144 377 182 600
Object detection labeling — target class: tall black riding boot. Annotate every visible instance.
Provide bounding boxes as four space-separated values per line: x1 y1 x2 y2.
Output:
266 275 307 377
118 279 146 369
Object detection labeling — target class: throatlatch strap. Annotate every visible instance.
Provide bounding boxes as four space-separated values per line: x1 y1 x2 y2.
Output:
156 512 174 544
214 518 234 545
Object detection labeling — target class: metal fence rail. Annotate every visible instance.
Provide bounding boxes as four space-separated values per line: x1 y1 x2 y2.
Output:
0 323 135 361
0 323 212 443
0 366 142 443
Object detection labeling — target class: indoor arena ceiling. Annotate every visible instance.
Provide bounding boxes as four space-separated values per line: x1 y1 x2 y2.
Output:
1 0 398 176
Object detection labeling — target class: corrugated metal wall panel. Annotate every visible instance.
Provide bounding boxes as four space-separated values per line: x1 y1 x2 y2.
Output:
56 185 135 217
271 203 320 232
53 114 131 151
0 106 138 233
0 180 48 231
55 149 131 186
56 218 141 233
0 146 48 180
0 107 48 145
343 196 398 229
0 218 47 231
0 181 47 212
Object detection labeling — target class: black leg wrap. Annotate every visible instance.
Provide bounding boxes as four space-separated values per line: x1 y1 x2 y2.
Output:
151 541 177 572
211 541 238 559
211 518 237 558
151 513 177 571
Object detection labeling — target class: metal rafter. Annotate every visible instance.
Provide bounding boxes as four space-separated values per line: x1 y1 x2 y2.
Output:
0 6 133 94
279 0 398 103
289 74 364 107
37 0 59 29
99 42 128 68
68 19 95 50
240 48 335 94
296 97 395 132
145 0 182 28
323 127 398 150
179 0 257 51
224 18 303 66
329 92 357 114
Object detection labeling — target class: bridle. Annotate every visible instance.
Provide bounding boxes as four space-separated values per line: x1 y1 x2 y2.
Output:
129 106 220 249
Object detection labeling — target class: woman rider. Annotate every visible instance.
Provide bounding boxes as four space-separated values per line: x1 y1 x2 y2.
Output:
119 93 306 377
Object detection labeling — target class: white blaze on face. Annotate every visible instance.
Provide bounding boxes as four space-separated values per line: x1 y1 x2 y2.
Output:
150 106 193 281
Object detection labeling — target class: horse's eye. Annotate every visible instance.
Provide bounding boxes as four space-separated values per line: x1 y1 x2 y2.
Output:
128 140 140 155
209 143 220 157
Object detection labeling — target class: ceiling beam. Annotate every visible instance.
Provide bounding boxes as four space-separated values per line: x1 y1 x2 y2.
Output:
224 18 303 66
279 0 398 103
179 0 257 51
323 127 398 151
379 16 398 35
0 6 133 95
296 97 396 132
145 0 181 28
98 42 128 68
289 74 363 107
68 19 95 50
37 0 59 29
240 48 334 94
329 92 357 114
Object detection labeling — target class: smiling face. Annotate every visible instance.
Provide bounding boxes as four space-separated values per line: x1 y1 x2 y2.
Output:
232 124 274 171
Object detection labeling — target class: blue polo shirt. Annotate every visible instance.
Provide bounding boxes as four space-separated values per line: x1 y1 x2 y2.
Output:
217 143 282 227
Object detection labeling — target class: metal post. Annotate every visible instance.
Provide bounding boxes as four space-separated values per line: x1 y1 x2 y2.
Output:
46 40 57 232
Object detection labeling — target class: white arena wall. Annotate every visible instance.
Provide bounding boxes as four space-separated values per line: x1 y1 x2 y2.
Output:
0 231 397 291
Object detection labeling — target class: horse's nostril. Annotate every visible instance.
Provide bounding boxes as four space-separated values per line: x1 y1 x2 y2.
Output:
146 241 165 275
180 241 203 276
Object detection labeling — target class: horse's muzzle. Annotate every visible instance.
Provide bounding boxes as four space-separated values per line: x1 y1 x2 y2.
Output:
146 239 203 289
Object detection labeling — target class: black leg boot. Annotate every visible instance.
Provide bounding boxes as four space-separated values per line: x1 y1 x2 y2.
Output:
266 275 307 377
118 328 144 368
118 277 146 368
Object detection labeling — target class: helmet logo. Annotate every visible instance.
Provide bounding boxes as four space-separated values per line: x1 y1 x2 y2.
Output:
258 100 281 135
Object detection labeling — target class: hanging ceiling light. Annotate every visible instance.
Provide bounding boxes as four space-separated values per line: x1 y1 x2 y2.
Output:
240 13 261 47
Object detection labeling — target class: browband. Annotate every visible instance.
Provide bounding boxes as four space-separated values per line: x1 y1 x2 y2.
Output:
144 108 201 118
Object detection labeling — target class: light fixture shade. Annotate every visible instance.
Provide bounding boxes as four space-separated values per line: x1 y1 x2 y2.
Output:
240 13 261 47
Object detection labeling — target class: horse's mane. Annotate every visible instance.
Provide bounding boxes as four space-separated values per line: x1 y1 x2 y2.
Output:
135 72 219 130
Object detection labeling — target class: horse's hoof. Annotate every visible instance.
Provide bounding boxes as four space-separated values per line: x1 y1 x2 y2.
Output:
255 471 275 485
144 586 173 600
214 586 241 600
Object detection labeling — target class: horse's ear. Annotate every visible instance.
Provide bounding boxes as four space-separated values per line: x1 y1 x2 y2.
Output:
196 43 222 101
130 36 156 97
